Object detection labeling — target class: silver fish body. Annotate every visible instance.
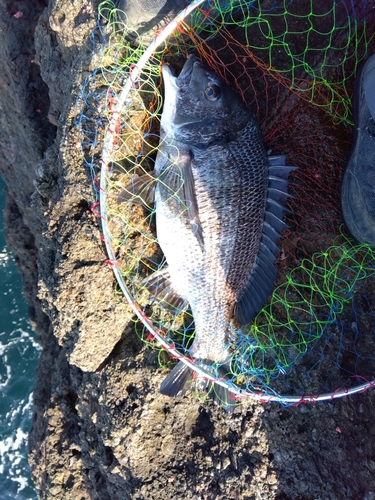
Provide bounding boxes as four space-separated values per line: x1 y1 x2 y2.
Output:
151 55 293 408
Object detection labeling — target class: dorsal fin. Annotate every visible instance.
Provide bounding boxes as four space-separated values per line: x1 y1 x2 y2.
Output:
234 155 295 325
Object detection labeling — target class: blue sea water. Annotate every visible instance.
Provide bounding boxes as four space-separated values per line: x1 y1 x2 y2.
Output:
0 176 40 499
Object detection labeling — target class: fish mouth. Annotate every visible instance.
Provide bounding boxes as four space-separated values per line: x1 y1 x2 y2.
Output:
161 55 202 128
176 54 198 86
161 54 199 90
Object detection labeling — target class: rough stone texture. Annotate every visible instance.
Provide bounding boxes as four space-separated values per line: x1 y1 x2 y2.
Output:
1 0 375 499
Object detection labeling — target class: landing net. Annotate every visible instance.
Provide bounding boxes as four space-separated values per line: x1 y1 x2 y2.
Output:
75 0 375 405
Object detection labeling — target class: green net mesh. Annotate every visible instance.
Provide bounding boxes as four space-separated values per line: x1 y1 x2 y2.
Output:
75 0 375 405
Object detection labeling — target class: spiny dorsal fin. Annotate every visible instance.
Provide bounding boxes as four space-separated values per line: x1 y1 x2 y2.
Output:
234 155 296 325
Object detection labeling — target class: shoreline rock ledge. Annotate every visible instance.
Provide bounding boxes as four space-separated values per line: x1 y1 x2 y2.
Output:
1 1 375 499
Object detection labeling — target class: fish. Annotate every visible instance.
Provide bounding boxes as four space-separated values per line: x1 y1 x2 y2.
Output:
121 55 294 409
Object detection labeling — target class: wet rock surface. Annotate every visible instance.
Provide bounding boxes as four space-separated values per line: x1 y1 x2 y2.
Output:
1 1 375 499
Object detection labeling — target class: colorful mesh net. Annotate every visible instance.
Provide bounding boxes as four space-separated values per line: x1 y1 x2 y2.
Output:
75 0 375 405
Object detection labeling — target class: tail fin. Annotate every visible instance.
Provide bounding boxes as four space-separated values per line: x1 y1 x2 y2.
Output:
160 361 237 412
160 361 193 397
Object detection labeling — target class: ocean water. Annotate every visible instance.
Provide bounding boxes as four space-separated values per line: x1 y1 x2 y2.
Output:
0 176 40 499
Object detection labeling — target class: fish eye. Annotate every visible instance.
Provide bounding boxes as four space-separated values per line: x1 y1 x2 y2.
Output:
204 83 221 101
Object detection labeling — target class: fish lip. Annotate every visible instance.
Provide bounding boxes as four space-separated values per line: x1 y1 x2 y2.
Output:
161 64 179 94
161 55 199 89
161 64 176 83
176 54 199 86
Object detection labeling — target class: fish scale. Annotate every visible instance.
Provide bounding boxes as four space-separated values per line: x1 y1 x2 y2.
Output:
192 136 267 300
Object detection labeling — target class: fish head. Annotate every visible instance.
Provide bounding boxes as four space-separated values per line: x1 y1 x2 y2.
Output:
161 55 253 146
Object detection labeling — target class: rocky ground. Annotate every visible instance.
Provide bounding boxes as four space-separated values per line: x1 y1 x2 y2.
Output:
1 0 375 498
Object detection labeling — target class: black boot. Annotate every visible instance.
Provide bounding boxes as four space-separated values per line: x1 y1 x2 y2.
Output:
341 54 375 246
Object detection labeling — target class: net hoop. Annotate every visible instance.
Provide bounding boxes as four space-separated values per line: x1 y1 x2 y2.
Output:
99 0 375 404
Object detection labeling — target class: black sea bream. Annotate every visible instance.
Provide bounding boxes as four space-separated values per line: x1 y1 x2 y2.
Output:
127 55 293 409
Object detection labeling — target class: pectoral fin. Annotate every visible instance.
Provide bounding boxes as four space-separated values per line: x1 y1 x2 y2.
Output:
158 150 204 247
117 173 156 208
